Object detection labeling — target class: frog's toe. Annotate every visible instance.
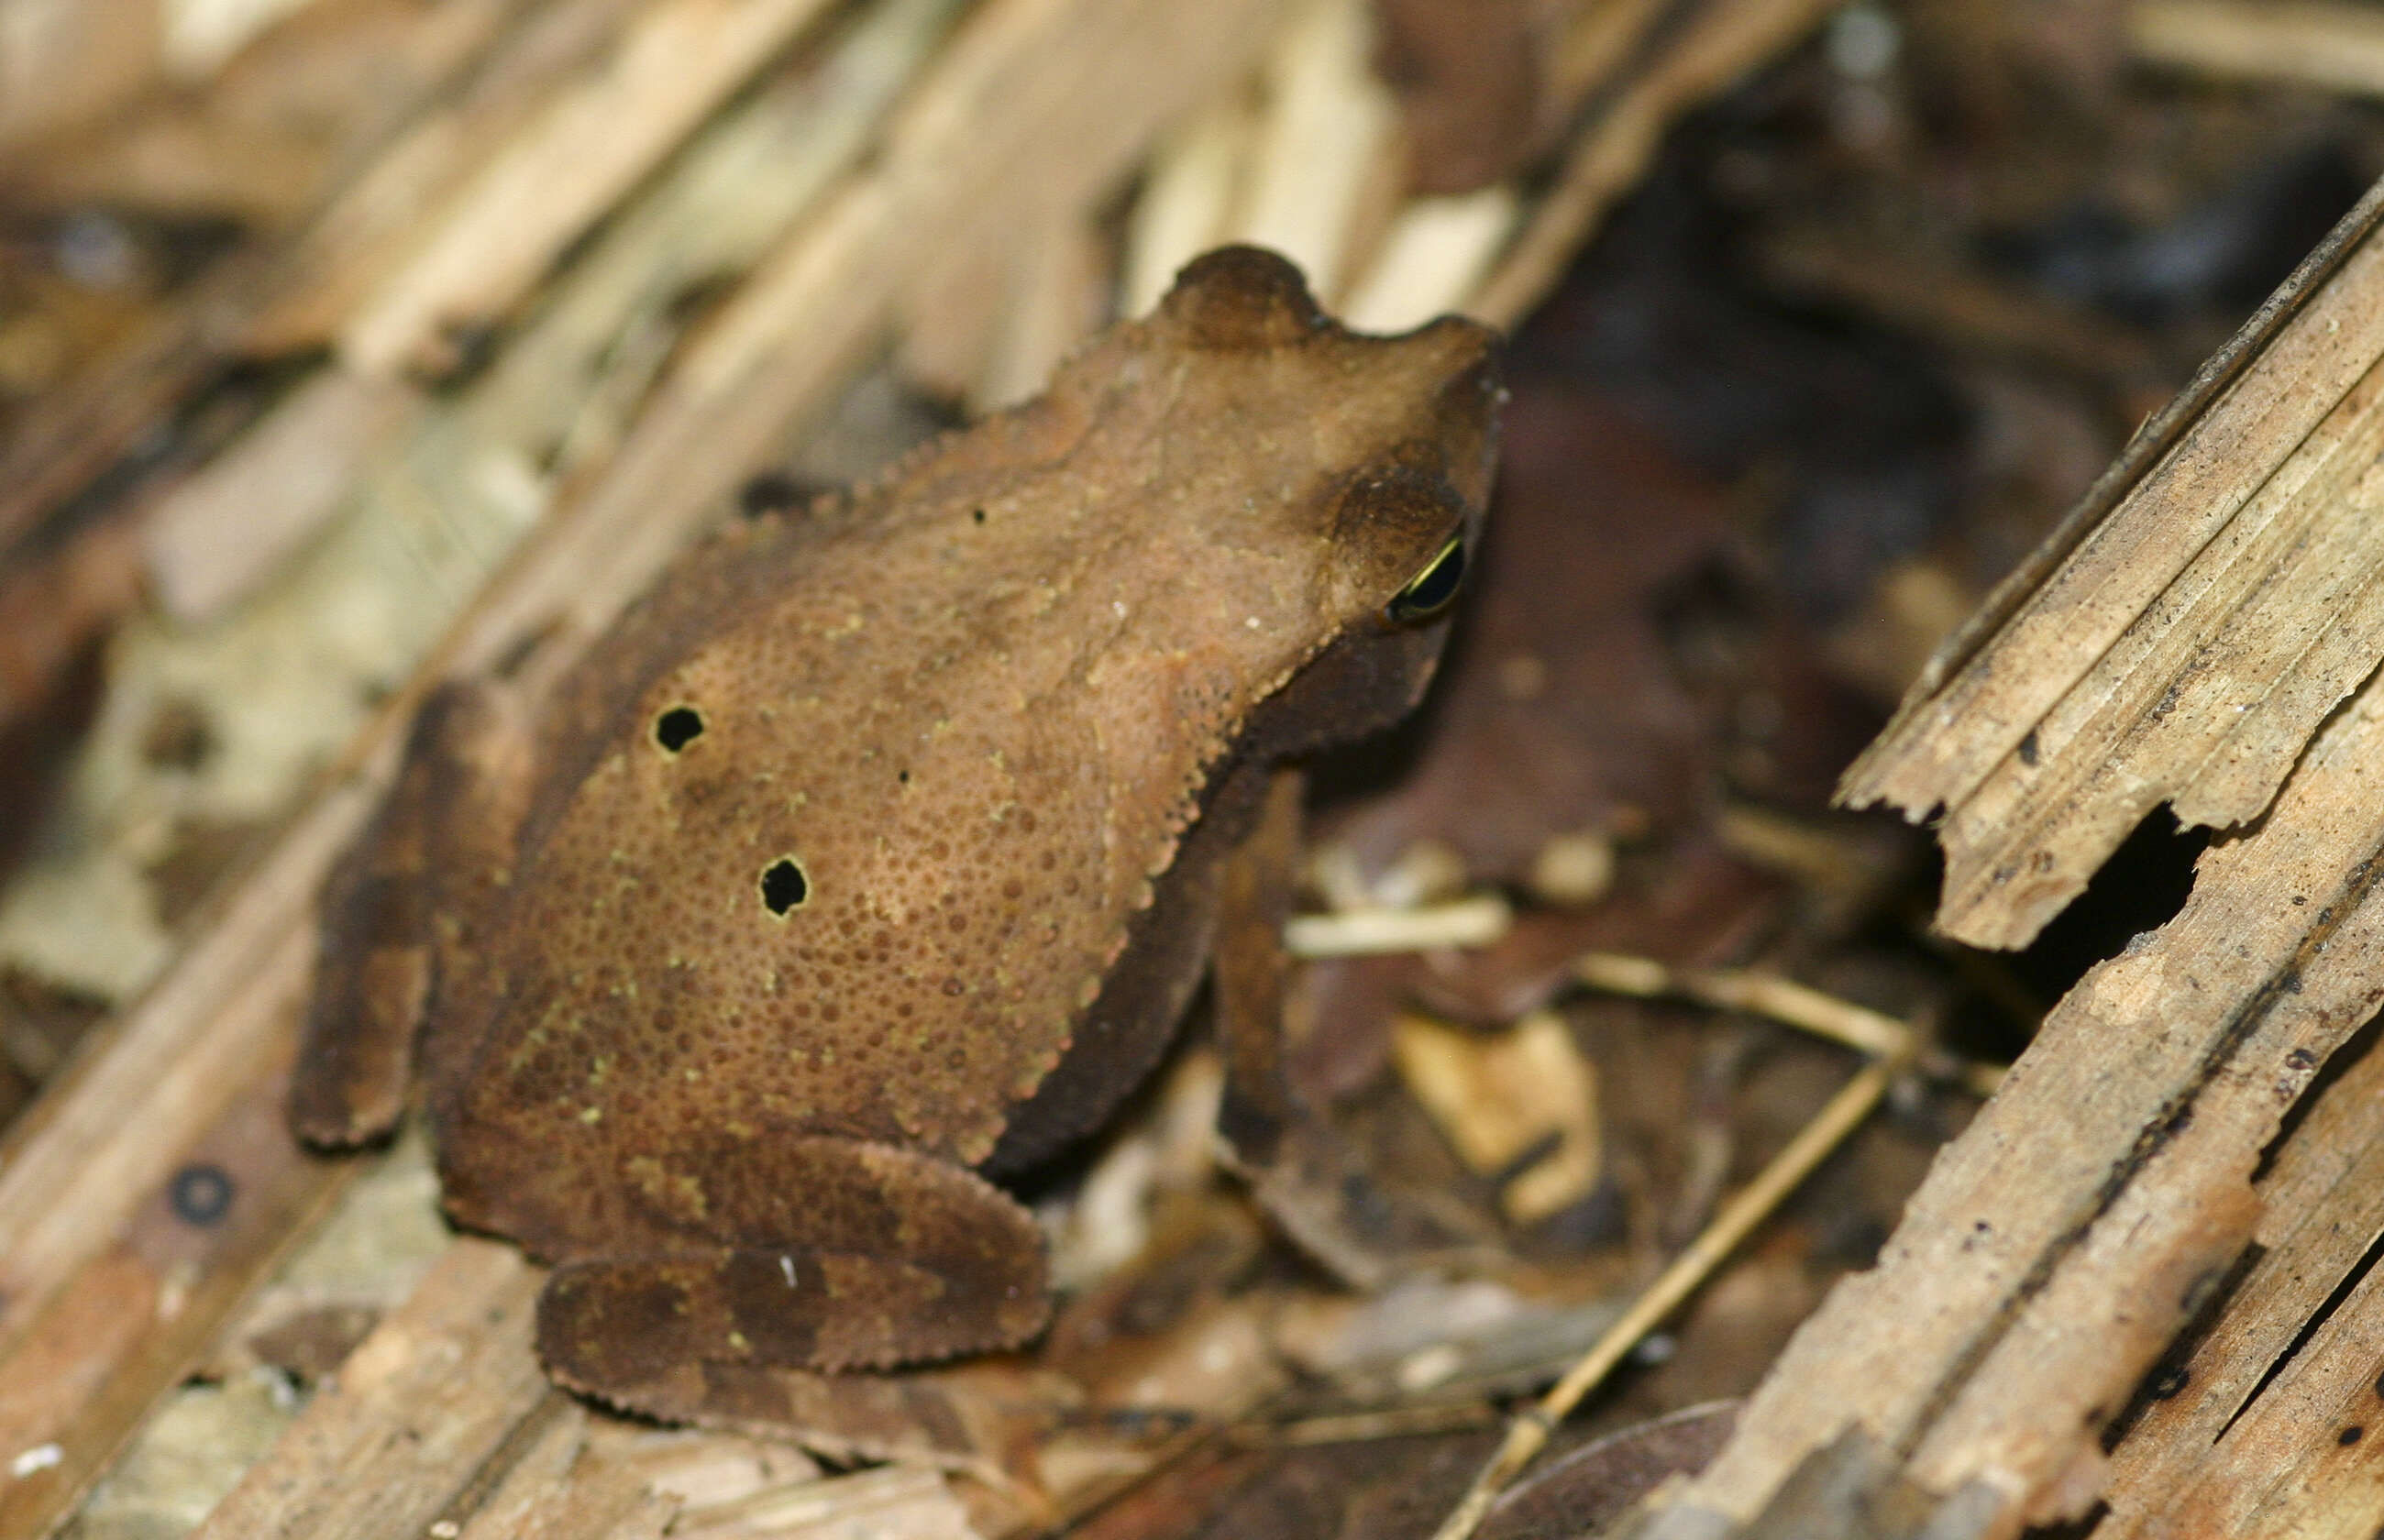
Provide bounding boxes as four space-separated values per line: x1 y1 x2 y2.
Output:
536 1240 1048 1388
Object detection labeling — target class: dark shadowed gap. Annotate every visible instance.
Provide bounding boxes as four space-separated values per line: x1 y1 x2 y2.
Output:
2010 804 2210 1005
1925 806 2210 1072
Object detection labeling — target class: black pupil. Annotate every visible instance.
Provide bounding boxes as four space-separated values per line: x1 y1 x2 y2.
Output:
656 707 704 752
1390 540 1466 621
761 859 808 914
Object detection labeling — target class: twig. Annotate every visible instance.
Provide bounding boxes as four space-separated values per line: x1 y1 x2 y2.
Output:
1573 952 1909 1058
1427 1043 1910 1540
1283 895 1512 958
1573 952 2004 1097
1253 1402 1503 1447
1473 0 1838 327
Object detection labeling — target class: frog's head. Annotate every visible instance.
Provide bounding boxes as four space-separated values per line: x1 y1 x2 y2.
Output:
1149 247 1506 757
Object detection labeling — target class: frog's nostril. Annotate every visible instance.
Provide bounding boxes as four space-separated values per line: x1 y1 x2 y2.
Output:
655 706 705 753
760 857 809 916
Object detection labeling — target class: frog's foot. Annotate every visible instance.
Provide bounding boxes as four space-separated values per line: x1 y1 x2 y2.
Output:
1223 1102 1499 1289
537 1241 1048 1385
533 1138 1049 1393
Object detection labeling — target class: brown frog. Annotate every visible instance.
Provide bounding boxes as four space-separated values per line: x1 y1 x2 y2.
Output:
292 248 1501 1423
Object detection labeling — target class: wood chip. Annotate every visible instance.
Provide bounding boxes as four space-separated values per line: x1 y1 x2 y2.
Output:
1119 99 1253 319
448 1403 672 1540
1340 188 1521 336
0 0 160 147
164 0 325 77
1391 1010 1601 1225
1231 0 1396 303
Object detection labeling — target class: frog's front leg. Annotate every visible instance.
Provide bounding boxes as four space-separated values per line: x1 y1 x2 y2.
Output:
1214 772 1491 1282
535 1135 1048 1399
291 676 537 1147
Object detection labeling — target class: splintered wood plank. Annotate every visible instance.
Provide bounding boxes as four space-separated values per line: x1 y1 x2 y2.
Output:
1624 625 2384 1535
2107 1222 2384 1538
2099 1027 2384 1537
1838 176 2384 951
190 1239 557 1540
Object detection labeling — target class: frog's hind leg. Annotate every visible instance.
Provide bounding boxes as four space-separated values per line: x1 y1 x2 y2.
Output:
535 1136 1048 1402
290 678 536 1146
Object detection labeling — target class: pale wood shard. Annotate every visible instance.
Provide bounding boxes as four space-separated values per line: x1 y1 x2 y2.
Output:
1120 100 1252 319
2129 1 2384 99
337 0 841 377
448 1404 674 1540
1625 588 2384 1534
967 210 1110 415
670 1464 977 1538
1839 177 2384 951
1231 0 1397 304
191 1239 556 1540
162 0 327 78
142 368 421 624
1390 1009 1601 1225
1339 189 1520 336
0 0 160 148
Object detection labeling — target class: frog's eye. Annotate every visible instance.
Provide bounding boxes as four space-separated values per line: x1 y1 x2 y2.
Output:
759 856 810 917
1385 535 1467 625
